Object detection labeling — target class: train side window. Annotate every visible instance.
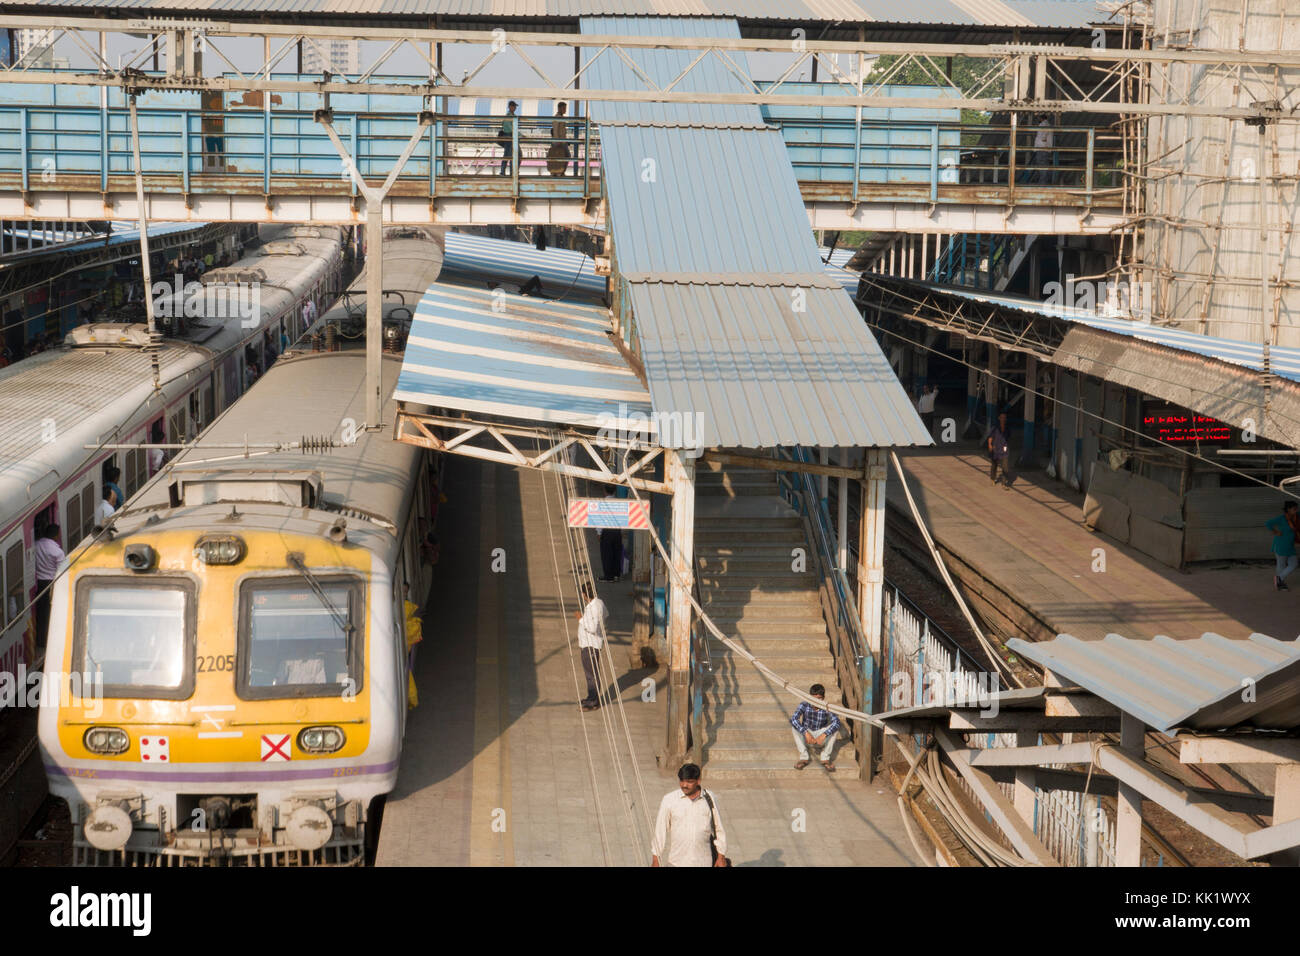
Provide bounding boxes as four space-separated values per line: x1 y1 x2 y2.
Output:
124 450 139 497
236 576 363 700
80 485 95 541
5 542 23 626
66 494 83 551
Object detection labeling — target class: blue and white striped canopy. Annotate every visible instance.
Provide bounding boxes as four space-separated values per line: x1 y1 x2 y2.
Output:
394 280 652 431
441 232 607 301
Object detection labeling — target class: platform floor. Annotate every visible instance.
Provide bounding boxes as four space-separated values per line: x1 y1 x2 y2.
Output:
375 459 919 867
891 447 1300 643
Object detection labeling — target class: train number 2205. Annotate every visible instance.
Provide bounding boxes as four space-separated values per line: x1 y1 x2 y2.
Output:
197 654 236 673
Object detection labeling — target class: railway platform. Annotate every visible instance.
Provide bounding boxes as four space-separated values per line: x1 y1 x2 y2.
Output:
888 445 1300 646
374 458 919 867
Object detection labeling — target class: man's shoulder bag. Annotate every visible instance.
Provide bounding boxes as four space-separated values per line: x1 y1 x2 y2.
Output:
702 789 731 868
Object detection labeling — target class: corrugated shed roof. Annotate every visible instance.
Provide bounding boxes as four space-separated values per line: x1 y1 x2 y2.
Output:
442 231 606 301
1007 632 1300 733
599 126 822 274
9 0 1107 26
581 15 926 449
922 283 1300 384
629 280 930 448
394 279 652 431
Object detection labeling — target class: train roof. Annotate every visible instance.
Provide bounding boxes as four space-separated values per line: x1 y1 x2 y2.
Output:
126 351 420 540
0 342 212 525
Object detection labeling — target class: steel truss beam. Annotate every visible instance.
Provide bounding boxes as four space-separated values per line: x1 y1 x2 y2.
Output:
0 16 1297 119
394 408 672 494
861 274 1065 361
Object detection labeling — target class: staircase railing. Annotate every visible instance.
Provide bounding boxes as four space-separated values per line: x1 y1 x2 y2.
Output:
688 553 711 765
774 447 870 723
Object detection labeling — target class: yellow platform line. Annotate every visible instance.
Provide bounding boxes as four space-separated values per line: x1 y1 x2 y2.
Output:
469 466 515 866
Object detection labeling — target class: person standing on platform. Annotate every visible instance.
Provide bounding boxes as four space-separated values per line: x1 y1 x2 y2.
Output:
33 525 64 647
575 585 608 711
790 683 841 772
1267 500 1300 591
651 764 729 867
917 384 938 438
597 490 624 582
988 411 1013 489
498 101 519 176
547 101 571 176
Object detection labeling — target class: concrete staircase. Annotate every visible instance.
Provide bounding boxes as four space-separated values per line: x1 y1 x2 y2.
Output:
694 463 854 781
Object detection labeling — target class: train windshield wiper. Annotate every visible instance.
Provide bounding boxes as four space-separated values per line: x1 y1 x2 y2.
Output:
286 554 353 637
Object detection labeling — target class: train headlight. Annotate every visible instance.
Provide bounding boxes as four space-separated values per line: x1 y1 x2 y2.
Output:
195 534 246 565
297 725 346 754
83 727 130 755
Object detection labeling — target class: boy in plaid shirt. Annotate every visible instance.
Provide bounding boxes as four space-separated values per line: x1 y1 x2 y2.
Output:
790 683 841 772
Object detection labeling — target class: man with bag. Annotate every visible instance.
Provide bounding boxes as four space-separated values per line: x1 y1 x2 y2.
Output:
651 764 729 867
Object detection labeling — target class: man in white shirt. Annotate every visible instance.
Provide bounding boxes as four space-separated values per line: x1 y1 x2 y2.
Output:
302 298 318 328
94 486 117 532
651 763 728 867
1032 115 1055 183
917 384 938 437
575 587 608 711
33 524 65 646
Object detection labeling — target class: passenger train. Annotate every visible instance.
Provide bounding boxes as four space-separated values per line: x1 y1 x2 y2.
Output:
37 227 445 865
0 225 346 703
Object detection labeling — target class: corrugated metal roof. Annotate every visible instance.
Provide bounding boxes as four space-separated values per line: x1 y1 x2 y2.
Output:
582 15 926 450
922 283 1300 384
6 1 1106 27
442 231 606 301
629 280 930 448
394 279 652 431
599 127 822 274
1007 632 1300 733
820 245 860 295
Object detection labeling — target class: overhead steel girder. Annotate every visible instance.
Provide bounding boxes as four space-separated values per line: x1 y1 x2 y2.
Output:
861 275 1065 361
394 408 672 494
1 16 1298 119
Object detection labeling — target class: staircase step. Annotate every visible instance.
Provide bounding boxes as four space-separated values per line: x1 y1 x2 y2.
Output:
695 497 799 519
696 544 808 557
697 517 804 532
697 556 809 572
710 620 828 637
707 634 826 658
699 759 856 781
706 643 831 664
703 670 838 690
702 592 821 608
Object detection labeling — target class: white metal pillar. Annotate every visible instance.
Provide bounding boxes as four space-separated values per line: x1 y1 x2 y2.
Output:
1116 712 1145 866
364 209 384 426
665 450 696 768
837 447 850 570
1013 729 1037 826
856 447 888 779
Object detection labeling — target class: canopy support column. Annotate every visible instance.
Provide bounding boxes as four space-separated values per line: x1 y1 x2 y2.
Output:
664 450 696 771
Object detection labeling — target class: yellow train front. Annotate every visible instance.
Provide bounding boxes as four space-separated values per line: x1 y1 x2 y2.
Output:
37 230 442 865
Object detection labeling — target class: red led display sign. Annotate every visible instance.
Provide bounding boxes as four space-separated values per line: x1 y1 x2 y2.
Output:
1142 407 1232 444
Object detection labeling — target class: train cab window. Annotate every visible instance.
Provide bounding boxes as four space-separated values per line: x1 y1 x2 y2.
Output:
73 578 196 699
4 542 23 626
237 577 362 700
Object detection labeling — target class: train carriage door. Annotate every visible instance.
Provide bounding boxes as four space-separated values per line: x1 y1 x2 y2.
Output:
202 381 215 430
201 90 225 173
1 533 27 689
188 389 202 437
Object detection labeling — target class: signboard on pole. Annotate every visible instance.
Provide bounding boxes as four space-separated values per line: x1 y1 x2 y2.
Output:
567 497 649 529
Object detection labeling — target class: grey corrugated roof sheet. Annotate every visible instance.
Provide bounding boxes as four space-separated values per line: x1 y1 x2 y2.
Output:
630 280 931 448
599 126 822 274
583 15 927 450
1008 633 1300 733
10 0 1108 27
